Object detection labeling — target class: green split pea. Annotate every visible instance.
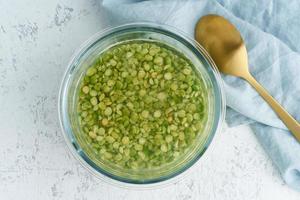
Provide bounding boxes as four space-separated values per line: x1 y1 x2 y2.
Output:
76 41 207 169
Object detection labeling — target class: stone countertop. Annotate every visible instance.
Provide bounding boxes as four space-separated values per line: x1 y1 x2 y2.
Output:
0 0 299 199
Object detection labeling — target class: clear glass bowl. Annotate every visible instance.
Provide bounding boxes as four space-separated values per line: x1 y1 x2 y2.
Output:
58 23 225 188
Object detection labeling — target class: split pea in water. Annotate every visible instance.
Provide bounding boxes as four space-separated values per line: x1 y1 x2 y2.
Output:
76 41 208 169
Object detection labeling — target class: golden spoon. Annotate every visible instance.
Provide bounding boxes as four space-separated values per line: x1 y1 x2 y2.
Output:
195 14 300 142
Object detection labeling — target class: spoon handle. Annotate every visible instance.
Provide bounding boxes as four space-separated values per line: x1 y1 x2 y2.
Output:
244 73 300 142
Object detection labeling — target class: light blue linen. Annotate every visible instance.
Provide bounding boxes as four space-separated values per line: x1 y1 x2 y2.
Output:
101 0 300 191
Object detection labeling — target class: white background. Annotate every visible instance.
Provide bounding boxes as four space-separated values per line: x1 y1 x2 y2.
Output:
0 0 299 199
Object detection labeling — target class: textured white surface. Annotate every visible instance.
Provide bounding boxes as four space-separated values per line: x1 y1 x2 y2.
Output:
0 0 299 199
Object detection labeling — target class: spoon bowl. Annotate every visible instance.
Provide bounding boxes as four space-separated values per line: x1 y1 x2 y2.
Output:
195 15 249 78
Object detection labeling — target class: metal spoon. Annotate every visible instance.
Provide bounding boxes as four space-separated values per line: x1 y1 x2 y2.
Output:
195 14 300 142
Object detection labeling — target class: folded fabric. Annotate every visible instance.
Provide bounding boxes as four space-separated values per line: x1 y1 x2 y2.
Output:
101 0 300 191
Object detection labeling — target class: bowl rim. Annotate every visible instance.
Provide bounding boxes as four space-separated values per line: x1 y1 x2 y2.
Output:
58 22 226 189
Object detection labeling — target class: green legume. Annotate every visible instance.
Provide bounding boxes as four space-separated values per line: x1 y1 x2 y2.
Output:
170 83 178 91
82 86 89 94
139 137 146 145
101 118 109 126
154 110 161 118
98 127 105 135
122 136 130 145
164 72 172 80
165 135 173 143
160 144 168 152
86 67 97 76
96 136 104 142
104 107 112 116
141 110 149 118
183 68 191 75
105 69 112 76
89 90 97 97
90 97 98 105
177 110 186 118
106 136 115 143
89 131 97 139
76 41 208 170
153 56 163 65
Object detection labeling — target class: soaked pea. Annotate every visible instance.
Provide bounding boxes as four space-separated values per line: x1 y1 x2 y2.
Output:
76 41 208 169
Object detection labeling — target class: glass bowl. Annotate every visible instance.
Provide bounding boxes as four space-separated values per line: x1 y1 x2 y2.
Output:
58 23 225 188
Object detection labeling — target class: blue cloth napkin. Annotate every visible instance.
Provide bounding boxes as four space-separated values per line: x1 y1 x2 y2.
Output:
101 0 300 191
